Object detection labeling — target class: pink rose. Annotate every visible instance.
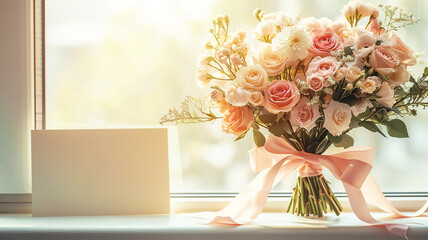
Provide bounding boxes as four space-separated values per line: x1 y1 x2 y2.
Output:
368 18 384 36
264 80 300 113
222 106 254 135
323 100 352 136
306 56 339 80
354 31 376 58
376 82 396 108
369 45 399 74
389 33 417 66
306 74 324 91
309 28 343 57
290 97 320 131
387 64 410 87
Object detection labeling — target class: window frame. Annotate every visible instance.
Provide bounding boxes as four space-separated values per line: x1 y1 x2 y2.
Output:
1 0 421 214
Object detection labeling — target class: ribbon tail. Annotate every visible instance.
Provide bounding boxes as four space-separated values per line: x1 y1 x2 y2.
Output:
343 182 410 239
207 158 286 225
362 175 428 217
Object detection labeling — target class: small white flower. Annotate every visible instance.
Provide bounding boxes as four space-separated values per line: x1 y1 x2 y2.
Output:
272 25 311 61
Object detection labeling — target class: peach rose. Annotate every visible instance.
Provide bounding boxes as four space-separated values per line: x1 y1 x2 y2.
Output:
290 97 320 131
390 33 417 66
369 45 399 74
264 80 300 113
249 91 264 106
259 44 286 76
376 82 396 108
309 28 343 57
306 56 339 80
345 66 362 83
387 64 410 87
236 64 269 91
222 106 254 135
323 100 352 136
217 99 231 113
306 74 324 91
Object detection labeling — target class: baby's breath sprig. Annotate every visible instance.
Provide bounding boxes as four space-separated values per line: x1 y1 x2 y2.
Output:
160 96 221 125
378 4 420 32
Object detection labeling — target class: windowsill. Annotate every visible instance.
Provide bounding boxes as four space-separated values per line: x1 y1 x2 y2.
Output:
0 213 427 240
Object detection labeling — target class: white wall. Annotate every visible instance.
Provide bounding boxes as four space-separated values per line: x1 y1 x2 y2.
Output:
0 0 32 193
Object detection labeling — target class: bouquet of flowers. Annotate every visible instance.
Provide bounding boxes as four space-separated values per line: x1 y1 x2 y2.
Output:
161 1 428 221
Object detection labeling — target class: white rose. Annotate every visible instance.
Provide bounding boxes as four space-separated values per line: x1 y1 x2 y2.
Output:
345 66 362 83
225 86 250 107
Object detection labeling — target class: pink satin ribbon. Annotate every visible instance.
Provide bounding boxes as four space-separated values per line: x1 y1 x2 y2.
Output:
207 134 428 239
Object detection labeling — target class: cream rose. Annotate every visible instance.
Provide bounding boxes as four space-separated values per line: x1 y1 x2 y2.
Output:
333 67 347 82
306 56 339 80
345 66 362 83
264 80 300 113
323 100 352 136
249 91 264 106
376 82 396 108
387 64 410 87
309 28 343 57
236 64 269 91
360 78 377 94
222 106 254 135
369 45 399 74
306 74 324 91
210 89 223 102
290 97 320 131
259 44 286 76
225 86 250 107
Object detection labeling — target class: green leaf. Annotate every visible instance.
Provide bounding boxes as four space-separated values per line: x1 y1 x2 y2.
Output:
258 113 277 124
252 128 266 147
409 75 417 84
306 141 319 154
327 133 343 144
340 95 359 107
359 121 386 137
268 120 286 137
315 138 330 155
423 67 428 78
349 115 361 129
344 46 353 55
384 119 409 138
409 83 422 96
372 108 389 123
333 134 354 149
234 130 248 141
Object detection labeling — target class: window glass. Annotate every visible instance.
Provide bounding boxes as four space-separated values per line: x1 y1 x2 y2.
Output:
45 0 428 193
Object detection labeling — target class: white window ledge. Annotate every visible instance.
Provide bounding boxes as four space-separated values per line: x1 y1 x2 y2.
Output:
0 213 427 240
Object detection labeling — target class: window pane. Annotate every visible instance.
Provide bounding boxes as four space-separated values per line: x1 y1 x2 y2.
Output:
45 0 428 193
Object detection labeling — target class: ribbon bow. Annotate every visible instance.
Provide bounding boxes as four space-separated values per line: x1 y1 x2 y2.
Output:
207 134 428 239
